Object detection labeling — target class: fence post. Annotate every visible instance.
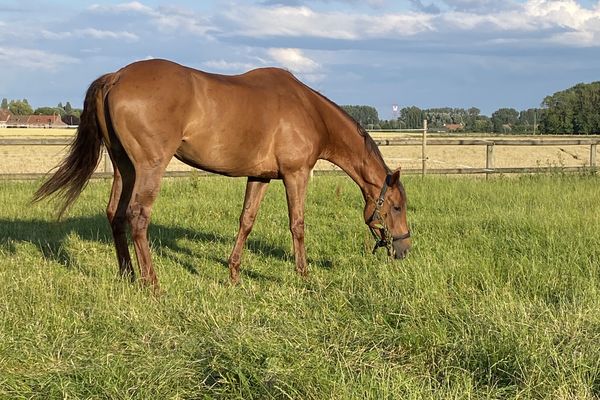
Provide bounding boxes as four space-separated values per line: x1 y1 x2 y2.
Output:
486 143 495 179
591 144 597 172
104 148 113 174
422 119 428 177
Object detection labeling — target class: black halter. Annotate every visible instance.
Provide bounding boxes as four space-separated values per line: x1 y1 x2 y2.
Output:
367 174 411 256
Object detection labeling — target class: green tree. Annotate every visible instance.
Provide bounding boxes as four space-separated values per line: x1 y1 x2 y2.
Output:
473 117 493 133
64 102 73 114
8 99 33 115
399 106 424 129
341 105 379 128
491 108 519 133
540 82 600 134
1 98 8 110
69 108 82 118
467 107 480 117
422 108 453 129
34 107 65 116
514 108 542 134
378 118 402 129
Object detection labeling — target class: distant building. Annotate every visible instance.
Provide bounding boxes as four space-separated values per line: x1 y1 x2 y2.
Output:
0 109 11 127
6 114 67 128
443 123 464 132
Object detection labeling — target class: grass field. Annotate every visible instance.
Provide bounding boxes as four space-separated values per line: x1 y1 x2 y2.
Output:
1 173 600 398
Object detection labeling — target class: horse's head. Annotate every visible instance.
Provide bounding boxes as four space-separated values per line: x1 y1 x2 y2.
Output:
365 168 411 259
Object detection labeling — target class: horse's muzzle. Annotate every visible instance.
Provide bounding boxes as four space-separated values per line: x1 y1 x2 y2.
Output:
393 238 411 259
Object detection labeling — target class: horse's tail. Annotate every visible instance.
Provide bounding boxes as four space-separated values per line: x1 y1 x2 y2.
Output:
33 73 114 219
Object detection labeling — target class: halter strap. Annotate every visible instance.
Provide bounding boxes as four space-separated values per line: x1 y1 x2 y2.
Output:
368 174 411 256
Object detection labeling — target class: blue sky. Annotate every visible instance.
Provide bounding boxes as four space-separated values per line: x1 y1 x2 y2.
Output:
1 0 599 118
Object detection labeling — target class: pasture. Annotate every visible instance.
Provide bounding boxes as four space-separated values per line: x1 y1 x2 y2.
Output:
1 174 599 398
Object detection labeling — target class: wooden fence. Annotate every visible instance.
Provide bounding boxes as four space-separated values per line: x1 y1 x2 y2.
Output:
0 134 598 180
372 137 599 176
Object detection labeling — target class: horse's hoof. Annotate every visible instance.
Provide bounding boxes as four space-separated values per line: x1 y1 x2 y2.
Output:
295 269 308 278
229 274 241 286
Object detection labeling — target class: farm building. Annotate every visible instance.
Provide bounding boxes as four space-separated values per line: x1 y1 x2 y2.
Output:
443 123 464 132
6 114 67 128
0 109 11 127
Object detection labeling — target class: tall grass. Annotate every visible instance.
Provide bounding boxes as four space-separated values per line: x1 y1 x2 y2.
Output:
1 174 599 399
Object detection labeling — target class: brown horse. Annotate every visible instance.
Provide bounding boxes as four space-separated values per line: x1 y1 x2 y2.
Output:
34 59 410 290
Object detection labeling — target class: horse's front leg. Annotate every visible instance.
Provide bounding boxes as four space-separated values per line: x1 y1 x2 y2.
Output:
282 170 310 276
228 177 270 284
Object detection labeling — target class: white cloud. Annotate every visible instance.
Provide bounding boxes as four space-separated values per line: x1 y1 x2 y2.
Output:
202 59 263 72
266 48 325 82
88 2 214 37
440 0 517 13
152 10 213 36
88 1 154 15
0 46 79 70
267 48 320 72
80 28 139 41
364 12 436 36
203 49 324 81
42 28 139 41
223 6 434 39
435 0 600 46
523 0 600 46
222 1 600 47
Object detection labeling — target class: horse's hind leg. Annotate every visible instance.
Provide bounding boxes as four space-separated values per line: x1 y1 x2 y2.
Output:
228 177 270 284
127 166 166 291
106 151 136 280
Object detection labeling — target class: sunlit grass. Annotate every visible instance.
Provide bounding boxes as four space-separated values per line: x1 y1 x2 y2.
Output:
1 174 599 399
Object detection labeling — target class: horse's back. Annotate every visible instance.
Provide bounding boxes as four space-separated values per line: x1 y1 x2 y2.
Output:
107 59 326 177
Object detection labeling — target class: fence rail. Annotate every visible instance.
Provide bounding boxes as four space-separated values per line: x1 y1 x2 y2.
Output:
373 137 599 176
1 134 599 180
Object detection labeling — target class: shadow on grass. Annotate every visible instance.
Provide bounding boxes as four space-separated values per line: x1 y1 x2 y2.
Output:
0 215 332 281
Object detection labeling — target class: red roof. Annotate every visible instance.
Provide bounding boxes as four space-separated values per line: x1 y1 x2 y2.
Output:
28 115 62 125
444 123 464 131
7 115 29 125
6 114 67 127
0 109 10 122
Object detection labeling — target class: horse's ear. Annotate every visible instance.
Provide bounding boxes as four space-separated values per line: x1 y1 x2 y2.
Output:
389 168 401 186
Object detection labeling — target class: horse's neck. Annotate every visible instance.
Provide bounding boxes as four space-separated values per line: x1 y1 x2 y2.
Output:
324 123 388 202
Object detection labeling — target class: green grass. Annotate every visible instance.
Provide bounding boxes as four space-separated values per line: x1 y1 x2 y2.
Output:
1 173 599 399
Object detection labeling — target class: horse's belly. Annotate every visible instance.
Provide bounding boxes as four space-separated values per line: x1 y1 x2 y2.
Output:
175 139 279 178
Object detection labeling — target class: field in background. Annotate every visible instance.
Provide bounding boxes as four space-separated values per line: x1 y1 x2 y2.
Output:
0 127 75 137
1 127 598 175
1 174 599 398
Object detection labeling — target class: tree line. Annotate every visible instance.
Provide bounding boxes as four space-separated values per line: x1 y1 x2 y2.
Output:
342 104 543 134
540 82 600 134
342 81 600 134
2 80 599 134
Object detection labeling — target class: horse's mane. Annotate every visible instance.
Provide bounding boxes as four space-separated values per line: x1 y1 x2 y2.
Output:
308 88 390 174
